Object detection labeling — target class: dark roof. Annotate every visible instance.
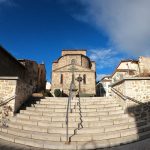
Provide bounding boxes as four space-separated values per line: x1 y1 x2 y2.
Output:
18 59 37 63
121 59 138 63
0 45 25 69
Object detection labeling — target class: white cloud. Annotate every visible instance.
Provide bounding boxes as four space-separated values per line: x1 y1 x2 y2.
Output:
75 0 150 56
89 48 120 69
0 0 7 3
0 0 15 6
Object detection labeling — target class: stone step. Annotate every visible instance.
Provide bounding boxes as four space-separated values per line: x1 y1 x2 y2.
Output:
0 127 150 149
71 124 150 142
9 116 147 129
0 127 74 142
38 100 117 105
32 103 120 109
77 121 148 135
0 132 77 149
7 122 76 134
1 121 147 143
42 97 113 101
16 113 130 122
26 106 123 112
20 109 124 117
37 100 117 105
37 99 117 103
7 118 146 134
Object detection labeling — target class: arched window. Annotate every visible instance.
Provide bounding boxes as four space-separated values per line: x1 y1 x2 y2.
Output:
60 74 63 84
83 74 86 84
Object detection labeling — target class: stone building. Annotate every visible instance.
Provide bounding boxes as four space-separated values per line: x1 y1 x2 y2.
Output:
139 56 150 76
37 63 46 91
18 60 46 92
0 46 46 115
110 57 150 106
111 57 150 84
51 49 96 96
111 59 139 84
96 76 112 97
18 59 38 91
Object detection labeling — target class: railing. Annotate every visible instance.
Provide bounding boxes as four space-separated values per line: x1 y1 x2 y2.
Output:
0 95 16 126
65 81 74 143
111 87 144 105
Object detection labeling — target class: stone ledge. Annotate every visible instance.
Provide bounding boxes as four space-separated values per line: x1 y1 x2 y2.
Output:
0 77 19 80
111 77 150 87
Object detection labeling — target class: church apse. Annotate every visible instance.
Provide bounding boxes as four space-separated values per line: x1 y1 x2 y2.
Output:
51 50 96 96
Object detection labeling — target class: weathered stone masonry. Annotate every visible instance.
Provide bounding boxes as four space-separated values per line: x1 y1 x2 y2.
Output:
51 50 96 96
111 77 150 108
0 77 33 116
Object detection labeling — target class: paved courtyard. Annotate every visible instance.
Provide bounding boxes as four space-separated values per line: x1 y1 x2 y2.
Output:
0 138 150 150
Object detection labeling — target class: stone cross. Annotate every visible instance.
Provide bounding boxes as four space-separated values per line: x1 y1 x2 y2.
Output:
68 63 78 84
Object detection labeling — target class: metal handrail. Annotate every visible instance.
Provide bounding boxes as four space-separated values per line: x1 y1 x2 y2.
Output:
65 81 74 143
111 87 144 105
0 95 16 106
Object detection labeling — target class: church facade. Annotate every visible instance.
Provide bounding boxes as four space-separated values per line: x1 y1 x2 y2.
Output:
51 50 96 96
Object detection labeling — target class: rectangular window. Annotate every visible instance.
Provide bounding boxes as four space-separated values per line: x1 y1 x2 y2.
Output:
60 74 63 84
83 74 86 84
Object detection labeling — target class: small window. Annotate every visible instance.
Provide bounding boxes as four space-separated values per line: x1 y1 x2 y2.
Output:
83 74 86 84
60 74 63 84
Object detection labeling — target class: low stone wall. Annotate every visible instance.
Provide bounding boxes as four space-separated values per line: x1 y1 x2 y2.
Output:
0 77 33 116
111 77 150 108
0 77 17 100
15 79 33 112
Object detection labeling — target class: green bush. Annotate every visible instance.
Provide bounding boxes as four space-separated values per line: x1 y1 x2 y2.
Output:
54 89 62 97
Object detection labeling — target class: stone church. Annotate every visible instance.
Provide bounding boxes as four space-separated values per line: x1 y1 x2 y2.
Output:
51 50 96 96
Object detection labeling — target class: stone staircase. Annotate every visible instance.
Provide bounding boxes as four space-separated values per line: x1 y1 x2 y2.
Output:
0 97 150 149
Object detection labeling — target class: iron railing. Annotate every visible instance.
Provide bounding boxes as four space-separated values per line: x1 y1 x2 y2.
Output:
0 95 16 126
65 81 74 143
111 87 145 105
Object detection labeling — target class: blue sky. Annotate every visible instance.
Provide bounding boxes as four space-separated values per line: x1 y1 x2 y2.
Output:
1 0 150 81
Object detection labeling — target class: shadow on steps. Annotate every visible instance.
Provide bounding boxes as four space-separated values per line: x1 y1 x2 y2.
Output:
79 102 150 150
16 93 44 113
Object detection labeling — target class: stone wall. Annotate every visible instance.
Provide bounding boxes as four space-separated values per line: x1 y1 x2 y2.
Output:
62 50 86 56
111 77 150 108
0 77 33 116
0 78 17 100
37 64 46 91
139 56 150 75
15 79 33 112
51 71 96 96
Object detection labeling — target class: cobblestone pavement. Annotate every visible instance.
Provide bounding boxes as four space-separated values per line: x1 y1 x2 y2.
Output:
0 138 150 150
